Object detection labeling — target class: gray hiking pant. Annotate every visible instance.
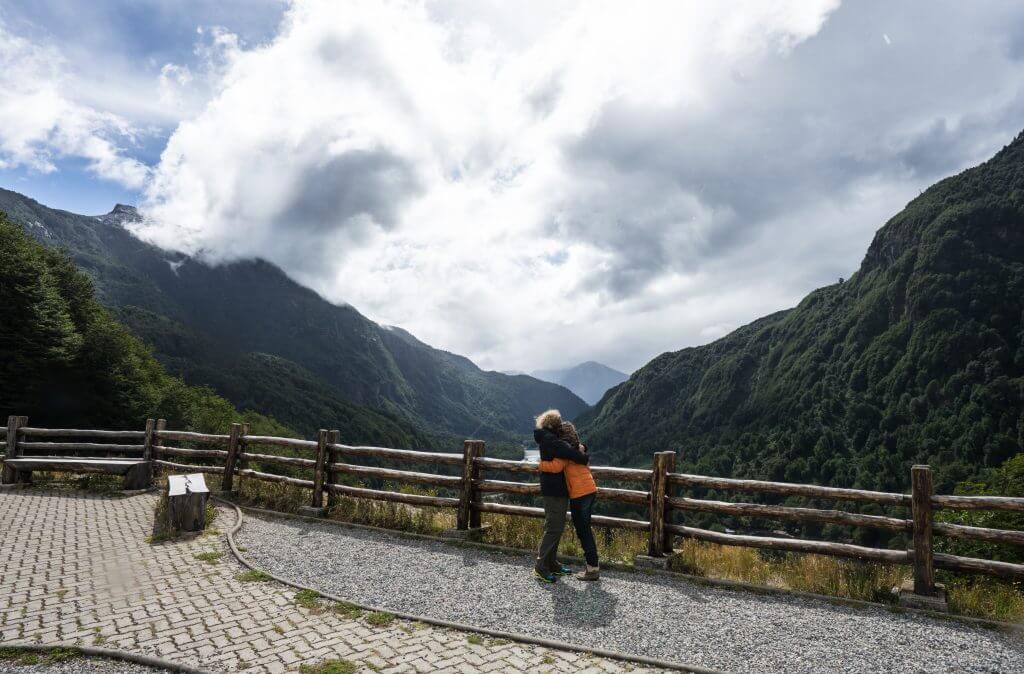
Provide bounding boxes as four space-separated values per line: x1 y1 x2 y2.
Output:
536 495 569 571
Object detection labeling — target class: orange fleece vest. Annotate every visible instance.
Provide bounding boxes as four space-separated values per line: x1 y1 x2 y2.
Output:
539 457 597 499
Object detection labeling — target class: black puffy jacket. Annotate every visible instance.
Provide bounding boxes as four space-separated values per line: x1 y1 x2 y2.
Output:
533 428 589 498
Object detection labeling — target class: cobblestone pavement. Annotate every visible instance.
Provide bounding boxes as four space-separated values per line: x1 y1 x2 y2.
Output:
0 489 667 674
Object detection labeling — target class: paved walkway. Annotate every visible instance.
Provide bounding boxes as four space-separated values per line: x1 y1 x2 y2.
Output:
0 489 663 673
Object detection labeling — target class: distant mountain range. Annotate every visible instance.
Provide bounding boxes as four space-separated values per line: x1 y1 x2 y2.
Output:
531 361 629 405
580 131 1024 496
0 189 587 442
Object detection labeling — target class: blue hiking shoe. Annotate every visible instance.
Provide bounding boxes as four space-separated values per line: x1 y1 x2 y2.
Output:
551 564 572 576
534 567 557 583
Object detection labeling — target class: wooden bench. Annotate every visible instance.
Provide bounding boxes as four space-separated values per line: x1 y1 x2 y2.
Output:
2 416 155 491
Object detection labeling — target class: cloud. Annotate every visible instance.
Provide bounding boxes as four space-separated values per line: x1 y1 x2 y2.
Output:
9 0 1024 375
0 23 151 188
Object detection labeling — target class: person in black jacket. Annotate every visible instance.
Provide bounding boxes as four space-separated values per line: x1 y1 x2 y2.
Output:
532 409 589 582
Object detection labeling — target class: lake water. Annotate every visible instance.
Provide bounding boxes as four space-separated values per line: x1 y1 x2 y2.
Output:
523 448 540 463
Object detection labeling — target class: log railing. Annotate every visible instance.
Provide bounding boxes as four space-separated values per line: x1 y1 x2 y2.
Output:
4 414 1024 596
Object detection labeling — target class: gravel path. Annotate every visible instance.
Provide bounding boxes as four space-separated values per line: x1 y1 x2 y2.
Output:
0 657 166 674
237 513 1024 674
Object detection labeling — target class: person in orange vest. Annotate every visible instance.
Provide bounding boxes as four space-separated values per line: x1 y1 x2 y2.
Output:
537 412 600 581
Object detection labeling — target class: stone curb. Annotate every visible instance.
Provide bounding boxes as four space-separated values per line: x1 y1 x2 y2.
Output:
219 498 1024 635
215 497 727 674
0 643 215 674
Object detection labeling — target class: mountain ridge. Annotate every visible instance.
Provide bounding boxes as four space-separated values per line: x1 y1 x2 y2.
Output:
531 361 629 405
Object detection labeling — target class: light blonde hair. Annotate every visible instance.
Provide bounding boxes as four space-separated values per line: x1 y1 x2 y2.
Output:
535 409 562 430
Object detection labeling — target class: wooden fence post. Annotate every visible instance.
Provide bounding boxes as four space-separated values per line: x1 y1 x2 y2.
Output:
1 416 27 484
457 440 485 530
221 423 242 494
299 429 329 517
325 430 340 511
647 451 674 557
662 451 677 554
142 419 156 460
236 422 250 494
911 464 935 595
152 419 166 477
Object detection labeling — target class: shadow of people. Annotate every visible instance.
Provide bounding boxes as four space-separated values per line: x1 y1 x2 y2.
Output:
550 580 619 628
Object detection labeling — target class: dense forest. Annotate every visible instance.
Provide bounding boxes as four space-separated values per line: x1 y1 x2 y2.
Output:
0 211 429 449
581 131 1024 500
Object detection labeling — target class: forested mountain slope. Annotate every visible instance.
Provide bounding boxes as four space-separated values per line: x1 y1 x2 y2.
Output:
0 190 586 441
580 132 1024 494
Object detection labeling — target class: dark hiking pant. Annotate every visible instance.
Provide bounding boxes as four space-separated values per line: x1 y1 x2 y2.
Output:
571 492 599 567
537 495 568 571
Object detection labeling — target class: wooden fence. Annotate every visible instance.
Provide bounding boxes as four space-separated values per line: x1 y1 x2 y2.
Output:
3 415 1024 599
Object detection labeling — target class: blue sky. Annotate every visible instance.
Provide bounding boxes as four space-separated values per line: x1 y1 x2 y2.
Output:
3 1 1024 373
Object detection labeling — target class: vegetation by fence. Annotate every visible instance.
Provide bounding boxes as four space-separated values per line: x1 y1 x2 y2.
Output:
4 414 1024 599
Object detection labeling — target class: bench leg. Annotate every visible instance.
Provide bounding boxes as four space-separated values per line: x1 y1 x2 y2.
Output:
123 463 152 491
2 466 31 485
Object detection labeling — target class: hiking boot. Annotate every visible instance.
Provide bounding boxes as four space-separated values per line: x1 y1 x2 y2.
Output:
534 567 557 583
550 564 572 576
576 567 600 581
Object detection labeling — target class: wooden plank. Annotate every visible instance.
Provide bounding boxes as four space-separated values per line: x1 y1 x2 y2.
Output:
244 435 318 451
2 416 27 484
648 451 673 557
222 423 242 492
330 443 464 466
665 523 910 564
4 458 145 475
21 427 146 439
155 430 229 445
330 462 462 488
667 472 910 506
933 552 1024 579
931 494 1024 512
911 465 935 595
18 442 145 454
933 522 1024 546
160 447 230 460
155 459 225 475
457 440 485 530
325 483 459 509
666 496 911 532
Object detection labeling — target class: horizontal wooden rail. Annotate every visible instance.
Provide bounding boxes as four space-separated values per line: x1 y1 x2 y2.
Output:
235 467 313 488
19 442 144 454
665 523 910 563
932 522 1024 546
667 472 911 506
153 459 225 475
238 452 317 468
473 501 651 530
475 456 653 482
666 495 911 532
22 428 145 439
329 443 463 466
155 430 228 445
326 483 459 509
160 446 229 460
931 494 1024 512
244 435 318 451
474 479 648 505
330 462 462 488
933 552 1024 579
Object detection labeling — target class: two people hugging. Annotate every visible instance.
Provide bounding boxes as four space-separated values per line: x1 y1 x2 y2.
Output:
532 409 600 583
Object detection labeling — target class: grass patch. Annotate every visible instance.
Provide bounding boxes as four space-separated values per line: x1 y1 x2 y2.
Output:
298 659 357 674
235 569 273 583
46 648 80 663
466 634 484 645
332 602 364 619
365 611 395 627
294 589 322 610
945 576 1024 622
194 551 224 564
